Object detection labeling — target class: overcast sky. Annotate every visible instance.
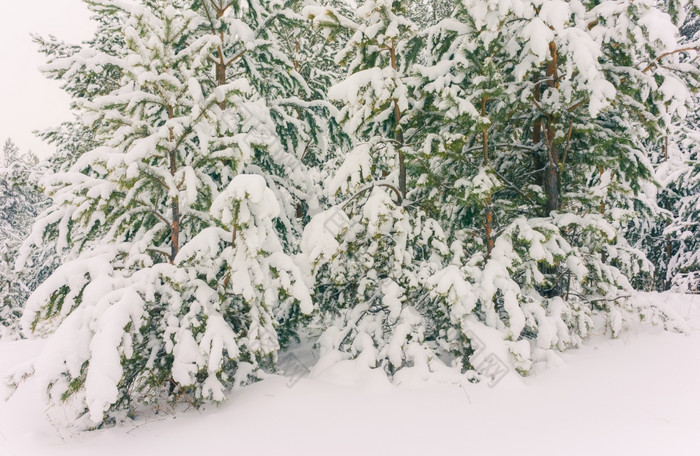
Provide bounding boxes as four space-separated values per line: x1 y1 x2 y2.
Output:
0 1 94 159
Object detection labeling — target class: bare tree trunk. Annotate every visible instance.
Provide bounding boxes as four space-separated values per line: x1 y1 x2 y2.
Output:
598 165 608 263
202 1 234 108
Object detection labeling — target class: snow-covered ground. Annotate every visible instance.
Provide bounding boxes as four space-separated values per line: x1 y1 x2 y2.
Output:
1 292 699 456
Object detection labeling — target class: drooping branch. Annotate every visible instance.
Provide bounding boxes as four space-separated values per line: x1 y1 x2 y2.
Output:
641 46 700 73
341 181 404 209
566 46 700 113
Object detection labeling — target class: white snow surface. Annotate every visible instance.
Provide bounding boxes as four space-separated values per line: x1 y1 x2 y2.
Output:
1 292 699 455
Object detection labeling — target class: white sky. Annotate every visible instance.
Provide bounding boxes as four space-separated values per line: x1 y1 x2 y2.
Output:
0 1 95 160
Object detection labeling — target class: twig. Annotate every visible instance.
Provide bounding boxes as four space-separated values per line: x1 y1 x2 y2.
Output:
560 119 574 167
126 416 168 434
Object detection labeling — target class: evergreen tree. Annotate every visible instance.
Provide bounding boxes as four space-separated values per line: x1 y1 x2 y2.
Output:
648 1 700 292
411 0 692 369
14 0 312 425
663 115 700 292
2 138 20 168
302 0 461 377
189 0 347 248
0 140 50 339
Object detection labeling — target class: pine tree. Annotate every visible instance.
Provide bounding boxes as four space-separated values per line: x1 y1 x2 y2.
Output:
189 0 347 249
663 115 700 292
302 0 461 377
649 1 700 292
13 0 312 425
0 140 50 339
2 138 20 168
410 0 693 370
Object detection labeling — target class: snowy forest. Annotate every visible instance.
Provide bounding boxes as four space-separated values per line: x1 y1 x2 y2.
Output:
1 0 699 433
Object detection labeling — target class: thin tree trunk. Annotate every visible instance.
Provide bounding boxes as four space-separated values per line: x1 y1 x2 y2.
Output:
389 40 406 200
532 81 545 190
170 152 180 262
544 41 561 216
482 97 494 257
215 6 227 109
208 1 240 244
167 105 180 263
598 165 606 215
541 42 563 298
544 139 560 214
598 165 608 263
663 135 672 289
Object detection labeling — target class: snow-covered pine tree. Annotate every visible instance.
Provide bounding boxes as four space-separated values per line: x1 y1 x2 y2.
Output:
661 112 700 292
301 0 460 378
1 138 20 168
10 15 131 337
187 0 348 344
0 140 49 340
5 23 127 342
33 5 127 171
273 0 353 171
410 0 693 371
191 0 341 235
649 2 700 292
408 0 555 372
12 0 311 426
588 0 697 294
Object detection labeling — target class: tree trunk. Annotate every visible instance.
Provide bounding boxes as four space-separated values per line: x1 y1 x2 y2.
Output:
532 83 545 190
541 42 563 298
544 142 560 215
389 40 406 201
543 42 561 216
485 196 494 257
167 106 180 263
482 97 494 257
215 6 227 110
663 135 671 290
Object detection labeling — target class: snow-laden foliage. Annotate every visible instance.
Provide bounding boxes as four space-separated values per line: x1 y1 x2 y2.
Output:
407 0 453 27
3 0 698 428
647 4 700 292
398 0 694 371
295 0 697 384
301 0 464 377
0 141 51 339
664 105 700 292
302 0 695 378
189 0 348 245
12 1 313 426
667 152 700 293
304 189 453 375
